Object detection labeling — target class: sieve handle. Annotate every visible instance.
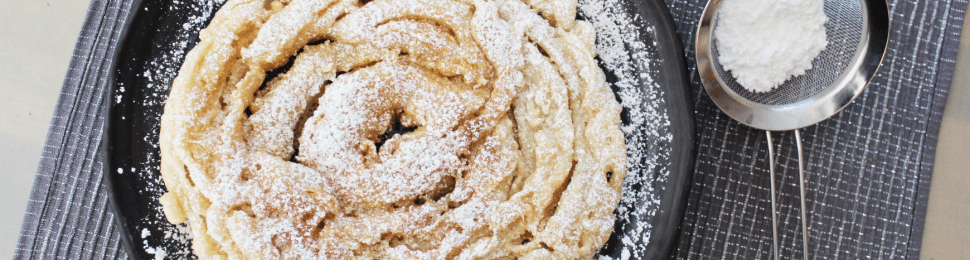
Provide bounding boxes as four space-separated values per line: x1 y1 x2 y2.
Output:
765 130 811 260
765 131 780 260
795 129 810 260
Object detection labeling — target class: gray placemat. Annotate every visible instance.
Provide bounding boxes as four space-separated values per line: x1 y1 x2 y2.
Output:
667 0 967 259
15 0 131 259
15 0 966 259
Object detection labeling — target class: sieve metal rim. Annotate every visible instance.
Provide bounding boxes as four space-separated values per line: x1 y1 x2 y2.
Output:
695 0 890 131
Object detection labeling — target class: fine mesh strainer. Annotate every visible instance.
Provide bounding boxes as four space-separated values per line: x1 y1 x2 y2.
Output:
695 0 890 259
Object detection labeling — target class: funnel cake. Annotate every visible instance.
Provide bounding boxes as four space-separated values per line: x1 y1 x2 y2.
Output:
158 0 626 258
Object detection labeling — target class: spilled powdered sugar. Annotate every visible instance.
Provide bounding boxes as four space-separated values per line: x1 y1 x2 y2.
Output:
141 225 194 260
578 0 673 258
113 0 225 259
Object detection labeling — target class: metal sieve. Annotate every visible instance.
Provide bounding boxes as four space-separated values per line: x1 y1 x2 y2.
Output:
695 0 890 259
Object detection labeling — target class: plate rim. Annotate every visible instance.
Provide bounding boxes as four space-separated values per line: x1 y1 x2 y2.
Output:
102 0 147 258
637 0 696 257
590 0 696 257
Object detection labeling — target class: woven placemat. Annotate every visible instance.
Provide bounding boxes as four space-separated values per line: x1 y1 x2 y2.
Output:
15 0 966 259
15 0 131 258
666 0 967 259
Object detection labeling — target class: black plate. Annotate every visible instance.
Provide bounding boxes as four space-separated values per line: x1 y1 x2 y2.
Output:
104 0 694 259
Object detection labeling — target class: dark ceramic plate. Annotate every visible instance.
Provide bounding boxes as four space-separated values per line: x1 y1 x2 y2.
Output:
104 0 694 259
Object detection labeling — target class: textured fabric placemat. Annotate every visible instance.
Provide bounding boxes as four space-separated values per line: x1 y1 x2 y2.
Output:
15 0 131 258
666 0 968 259
14 0 966 259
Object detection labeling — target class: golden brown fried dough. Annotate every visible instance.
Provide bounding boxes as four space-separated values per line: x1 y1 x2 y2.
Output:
159 0 626 258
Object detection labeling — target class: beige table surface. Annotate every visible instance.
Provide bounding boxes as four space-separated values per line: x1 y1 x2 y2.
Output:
0 1 966 259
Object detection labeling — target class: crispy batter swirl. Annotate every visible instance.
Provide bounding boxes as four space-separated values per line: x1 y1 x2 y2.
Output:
158 0 626 258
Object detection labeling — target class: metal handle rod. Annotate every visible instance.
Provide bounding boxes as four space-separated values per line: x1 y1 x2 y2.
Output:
795 129 810 260
765 131 780 260
765 130 811 260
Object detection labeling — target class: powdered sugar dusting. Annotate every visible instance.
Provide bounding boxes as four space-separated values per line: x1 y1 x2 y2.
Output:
116 0 677 258
113 0 225 259
161 0 627 257
578 0 674 258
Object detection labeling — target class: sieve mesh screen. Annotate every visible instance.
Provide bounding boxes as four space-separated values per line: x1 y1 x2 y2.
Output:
711 0 865 105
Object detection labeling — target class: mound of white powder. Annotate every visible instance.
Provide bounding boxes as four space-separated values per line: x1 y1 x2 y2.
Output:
715 0 828 93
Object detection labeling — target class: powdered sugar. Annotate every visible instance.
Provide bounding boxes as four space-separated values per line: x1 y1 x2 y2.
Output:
714 0 828 92
120 0 679 258
141 225 194 260
578 0 674 258
114 0 225 259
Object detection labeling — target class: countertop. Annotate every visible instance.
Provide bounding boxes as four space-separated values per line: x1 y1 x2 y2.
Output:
0 0 965 258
